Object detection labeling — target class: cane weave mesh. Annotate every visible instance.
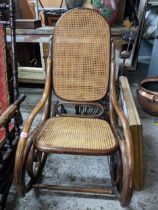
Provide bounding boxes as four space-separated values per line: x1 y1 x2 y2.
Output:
53 9 110 101
35 117 116 151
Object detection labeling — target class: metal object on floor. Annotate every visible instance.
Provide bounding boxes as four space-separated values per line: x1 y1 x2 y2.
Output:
137 77 158 116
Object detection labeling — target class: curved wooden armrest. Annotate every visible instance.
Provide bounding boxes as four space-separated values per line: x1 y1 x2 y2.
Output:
111 90 131 143
0 94 26 127
110 43 132 149
109 44 134 206
22 57 52 135
110 44 134 185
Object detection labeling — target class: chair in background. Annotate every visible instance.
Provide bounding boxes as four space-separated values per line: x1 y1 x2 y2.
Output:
0 1 25 208
14 8 134 207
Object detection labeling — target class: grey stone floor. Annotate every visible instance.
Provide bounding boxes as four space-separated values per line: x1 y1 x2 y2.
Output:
5 65 158 210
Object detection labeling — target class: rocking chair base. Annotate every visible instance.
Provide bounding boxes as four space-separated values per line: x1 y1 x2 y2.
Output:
33 184 117 200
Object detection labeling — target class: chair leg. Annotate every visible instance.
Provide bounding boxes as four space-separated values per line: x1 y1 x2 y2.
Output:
14 139 33 196
14 137 47 197
27 144 47 179
109 149 123 187
109 145 134 207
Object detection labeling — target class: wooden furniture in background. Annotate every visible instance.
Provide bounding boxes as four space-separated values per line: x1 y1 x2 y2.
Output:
44 14 61 26
0 1 25 209
16 19 41 29
12 0 147 83
40 0 66 7
0 24 10 147
6 27 53 83
16 0 36 19
119 76 143 191
6 26 139 83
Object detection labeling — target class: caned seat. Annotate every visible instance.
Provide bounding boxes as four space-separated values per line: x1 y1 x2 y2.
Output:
34 117 118 154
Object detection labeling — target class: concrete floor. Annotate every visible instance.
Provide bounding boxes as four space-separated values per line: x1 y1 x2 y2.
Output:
5 64 158 210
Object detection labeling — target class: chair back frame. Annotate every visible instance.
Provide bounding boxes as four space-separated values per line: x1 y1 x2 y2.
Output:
52 8 111 103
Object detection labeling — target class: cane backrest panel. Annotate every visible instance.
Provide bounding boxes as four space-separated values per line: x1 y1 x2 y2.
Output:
53 9 110 102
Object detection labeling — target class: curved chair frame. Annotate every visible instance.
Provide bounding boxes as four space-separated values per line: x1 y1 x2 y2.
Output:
14 8 134 207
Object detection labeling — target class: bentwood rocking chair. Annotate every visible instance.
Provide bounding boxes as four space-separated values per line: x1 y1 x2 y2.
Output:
14 8 134 207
